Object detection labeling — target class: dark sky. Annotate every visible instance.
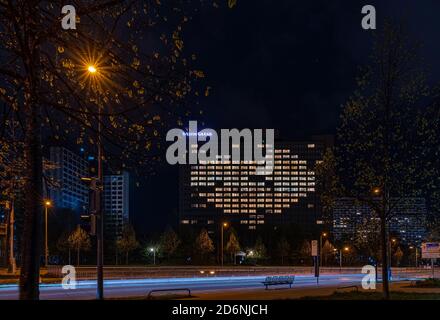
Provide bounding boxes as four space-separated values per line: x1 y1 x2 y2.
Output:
133 0 440 235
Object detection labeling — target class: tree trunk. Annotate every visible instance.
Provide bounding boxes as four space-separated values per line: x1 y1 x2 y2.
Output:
19 88 43 300
380 215 390 299
126 251 129 265
77 248 80 266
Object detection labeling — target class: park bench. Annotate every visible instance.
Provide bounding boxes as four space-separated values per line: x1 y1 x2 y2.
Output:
262 275 295 290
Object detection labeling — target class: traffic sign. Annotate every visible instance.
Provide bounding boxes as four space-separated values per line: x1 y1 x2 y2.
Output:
311 240 318 256
422 242 440 259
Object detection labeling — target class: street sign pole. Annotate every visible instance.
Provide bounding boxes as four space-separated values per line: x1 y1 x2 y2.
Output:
311 240 319 285
421 242 440 279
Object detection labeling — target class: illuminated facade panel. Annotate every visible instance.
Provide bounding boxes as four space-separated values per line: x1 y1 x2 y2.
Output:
179 140 326 236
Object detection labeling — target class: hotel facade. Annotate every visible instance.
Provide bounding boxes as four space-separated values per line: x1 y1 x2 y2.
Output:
179 137 329 239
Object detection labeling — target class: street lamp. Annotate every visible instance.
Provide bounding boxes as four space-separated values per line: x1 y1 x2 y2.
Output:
387 238 397 280
44 200 52 267
149 248 156 265
85 62 105 300
220 222 228 267
409 246 418 267
320 232 327 267
339 246 349 269
87 65 97 74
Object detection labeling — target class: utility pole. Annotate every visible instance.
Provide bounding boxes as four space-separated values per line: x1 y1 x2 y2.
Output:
96 97 104 300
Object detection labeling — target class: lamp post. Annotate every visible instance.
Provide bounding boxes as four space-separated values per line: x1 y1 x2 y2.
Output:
44 200 52 267
150 248 156 265
320 232 327 267
221 222 228 267
339 246 349 269
388 238 396 280
86 63 104 300
409 245 418 268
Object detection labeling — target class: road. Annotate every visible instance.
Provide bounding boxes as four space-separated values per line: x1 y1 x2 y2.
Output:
0 273 419 300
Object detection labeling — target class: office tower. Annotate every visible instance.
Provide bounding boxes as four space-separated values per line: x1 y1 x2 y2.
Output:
103 171 130 240
48 147 89 213
332 197 427 245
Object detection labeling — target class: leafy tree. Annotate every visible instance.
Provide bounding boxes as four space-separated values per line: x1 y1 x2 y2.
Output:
116 225 139 265
159 226 181 262
68 225 91 266
0 0 223 299
253 237 267 260
331 22 438 299
225 231 240 263
195 228 214 263
298 240 311 265
393 247 404 266
353 217 382 264
277 237 290 265
321 239 335 266
427 223 440 242
56 231 73 265
315 148 339 221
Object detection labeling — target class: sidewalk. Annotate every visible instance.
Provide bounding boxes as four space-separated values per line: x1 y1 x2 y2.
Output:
186 281 440 300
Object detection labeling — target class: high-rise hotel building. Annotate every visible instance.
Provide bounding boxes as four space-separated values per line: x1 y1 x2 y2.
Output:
179 138 327 237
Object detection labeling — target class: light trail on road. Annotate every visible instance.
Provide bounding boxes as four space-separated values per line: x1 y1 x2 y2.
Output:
0 273 424 300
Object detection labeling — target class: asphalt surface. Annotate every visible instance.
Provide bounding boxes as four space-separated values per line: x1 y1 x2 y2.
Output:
0 273 391 300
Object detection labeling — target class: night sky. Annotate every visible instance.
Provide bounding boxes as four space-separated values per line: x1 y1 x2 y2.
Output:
133 0 440 235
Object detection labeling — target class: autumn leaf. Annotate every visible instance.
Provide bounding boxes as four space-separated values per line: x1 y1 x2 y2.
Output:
228 0 237 9
193 70 205 78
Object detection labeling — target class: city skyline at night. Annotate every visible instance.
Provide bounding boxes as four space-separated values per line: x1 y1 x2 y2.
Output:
0 0 440 308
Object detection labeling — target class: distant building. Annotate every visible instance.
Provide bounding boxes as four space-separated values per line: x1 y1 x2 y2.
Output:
179 137 330 239
48 147 89 213
103 171 130 240
332 197 427 245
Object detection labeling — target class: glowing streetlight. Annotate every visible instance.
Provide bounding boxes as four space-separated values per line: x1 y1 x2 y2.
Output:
372 187 381 195
409 246 419 267
339 246 349 269
149 247 156 265
221 222 228 267
87 65 97 74
320 232 328 267
44 200 52 267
